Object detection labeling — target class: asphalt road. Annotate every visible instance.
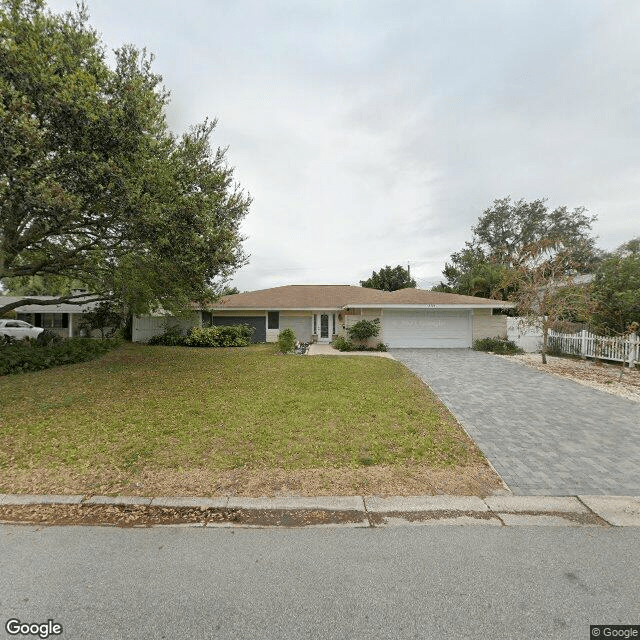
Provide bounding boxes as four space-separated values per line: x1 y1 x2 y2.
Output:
2 524 639 639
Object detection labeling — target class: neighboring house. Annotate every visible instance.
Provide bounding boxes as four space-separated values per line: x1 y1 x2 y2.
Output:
132 285 512 348
0 295 100 339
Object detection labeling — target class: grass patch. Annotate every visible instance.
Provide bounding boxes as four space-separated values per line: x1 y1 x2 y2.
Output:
0 343 497 495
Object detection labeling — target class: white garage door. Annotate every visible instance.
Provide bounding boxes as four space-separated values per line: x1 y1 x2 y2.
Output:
382 310 471 348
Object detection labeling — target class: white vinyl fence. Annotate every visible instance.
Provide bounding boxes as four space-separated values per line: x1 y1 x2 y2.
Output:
548 329 639 365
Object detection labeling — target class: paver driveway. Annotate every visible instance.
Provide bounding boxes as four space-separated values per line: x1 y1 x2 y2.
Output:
391 349 640 495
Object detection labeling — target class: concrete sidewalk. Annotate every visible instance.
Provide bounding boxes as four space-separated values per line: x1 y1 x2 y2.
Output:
307 343 394 358
1 493 639 527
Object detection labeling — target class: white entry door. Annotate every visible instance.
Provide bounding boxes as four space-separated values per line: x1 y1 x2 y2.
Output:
315 313 332 343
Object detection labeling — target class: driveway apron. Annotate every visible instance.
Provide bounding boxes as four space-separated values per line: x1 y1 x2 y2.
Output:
390 349 640 496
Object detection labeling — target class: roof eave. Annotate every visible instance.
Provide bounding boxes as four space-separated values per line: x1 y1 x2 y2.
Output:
344 303 514 309
206 306 341 312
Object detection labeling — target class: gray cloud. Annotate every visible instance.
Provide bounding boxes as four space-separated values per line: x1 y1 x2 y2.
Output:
46 0 640 290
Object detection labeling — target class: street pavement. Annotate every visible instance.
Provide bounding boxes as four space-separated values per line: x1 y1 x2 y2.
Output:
391 348 640 495
1 524 639 640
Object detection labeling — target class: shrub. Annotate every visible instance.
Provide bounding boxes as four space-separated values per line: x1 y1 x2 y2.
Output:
545 341 564 357
346 318 380 343
332 336 389 352
148 324 254 347
0 337 121 376
277 328 296 353
36 329 63 347
185 325 253 347
80 301 125 339
473 336 524 355
147 326 186 346
332 335 355 351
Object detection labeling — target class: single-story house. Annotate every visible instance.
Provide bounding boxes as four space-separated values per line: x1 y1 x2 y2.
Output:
132 285 512 348
0 295 101 339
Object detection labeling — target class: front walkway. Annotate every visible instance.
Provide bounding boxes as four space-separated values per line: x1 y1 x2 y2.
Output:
391 349 640 496
308 344 394 358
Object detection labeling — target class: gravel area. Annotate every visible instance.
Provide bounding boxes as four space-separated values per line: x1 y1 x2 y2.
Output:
498 353 640 403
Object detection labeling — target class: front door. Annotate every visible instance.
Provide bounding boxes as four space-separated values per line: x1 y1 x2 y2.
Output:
316 313 332 343
320 314 329 341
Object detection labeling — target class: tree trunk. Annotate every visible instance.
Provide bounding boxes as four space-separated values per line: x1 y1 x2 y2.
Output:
541 326 548 365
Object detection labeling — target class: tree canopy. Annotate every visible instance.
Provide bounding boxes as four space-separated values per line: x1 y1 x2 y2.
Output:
502 239 593 363
436 197 598 299
0 0 250 316
589 238 640 335
360 265 416 291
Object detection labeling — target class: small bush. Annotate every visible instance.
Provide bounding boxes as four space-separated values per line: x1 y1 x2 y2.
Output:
545 340 564 357
147 326 186 346
332 335 355 351
36 329 63 347
0 337 121 376
375 342 388 352
473 336 524 355
277 328 296 353
346 318 380 343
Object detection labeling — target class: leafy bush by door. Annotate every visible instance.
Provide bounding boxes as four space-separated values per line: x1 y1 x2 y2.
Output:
347 318 381 343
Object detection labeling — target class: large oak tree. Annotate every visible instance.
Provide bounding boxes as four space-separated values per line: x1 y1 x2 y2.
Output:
436 197 598 299
0 0 250 316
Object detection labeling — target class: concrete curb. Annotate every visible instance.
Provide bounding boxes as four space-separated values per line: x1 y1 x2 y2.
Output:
1 493 639 527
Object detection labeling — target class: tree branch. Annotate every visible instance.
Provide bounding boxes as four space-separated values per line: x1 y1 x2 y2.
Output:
0 292 114 316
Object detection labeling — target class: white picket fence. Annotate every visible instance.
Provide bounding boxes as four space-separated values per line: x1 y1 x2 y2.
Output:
548 329 640 365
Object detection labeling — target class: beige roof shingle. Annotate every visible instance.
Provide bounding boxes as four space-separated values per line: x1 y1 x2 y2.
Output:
208 285 510 309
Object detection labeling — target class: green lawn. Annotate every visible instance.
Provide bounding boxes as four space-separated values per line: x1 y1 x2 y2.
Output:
0 343 495 495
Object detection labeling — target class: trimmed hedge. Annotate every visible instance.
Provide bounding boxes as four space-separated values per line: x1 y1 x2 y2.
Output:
0 337 122 376
148 325 254 348
147 326 184 346
185 325 253 347
473 336 524 355
332 336 388 352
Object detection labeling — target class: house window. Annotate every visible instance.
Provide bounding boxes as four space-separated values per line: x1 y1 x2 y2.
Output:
42 313 67 329
268 311 279 329
332 314 337 334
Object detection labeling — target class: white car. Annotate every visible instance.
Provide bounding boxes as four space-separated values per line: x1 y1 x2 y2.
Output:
0 319 45 340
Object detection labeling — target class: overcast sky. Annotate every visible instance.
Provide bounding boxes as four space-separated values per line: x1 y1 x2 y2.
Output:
47 0 640 291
